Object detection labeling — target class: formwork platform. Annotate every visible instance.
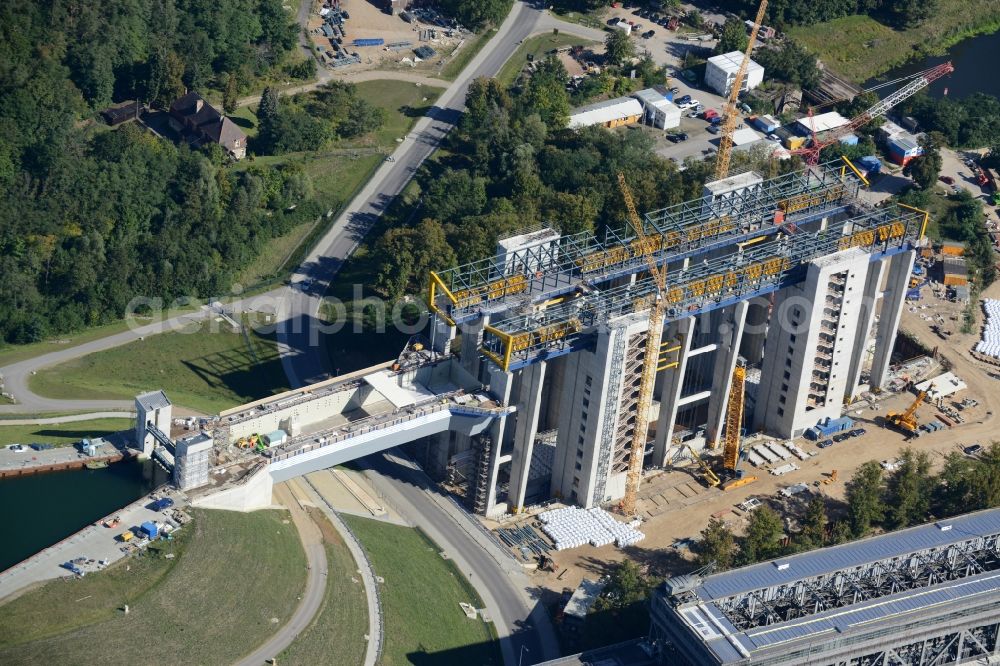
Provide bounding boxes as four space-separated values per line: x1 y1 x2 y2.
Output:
429 162 864 326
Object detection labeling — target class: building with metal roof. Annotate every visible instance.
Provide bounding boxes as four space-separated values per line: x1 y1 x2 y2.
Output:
705 51 764 96
649 507 1000 665
794 111 850 135
568 97 643 129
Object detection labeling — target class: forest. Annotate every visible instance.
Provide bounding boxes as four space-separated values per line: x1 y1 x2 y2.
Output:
0 1 304 344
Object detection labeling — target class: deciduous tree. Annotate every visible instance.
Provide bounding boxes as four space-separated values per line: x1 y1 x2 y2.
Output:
846 461 884 537
695 518 736 570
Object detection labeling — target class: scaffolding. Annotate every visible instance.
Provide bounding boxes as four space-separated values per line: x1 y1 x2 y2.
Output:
481 205 923 371
428 162 863 326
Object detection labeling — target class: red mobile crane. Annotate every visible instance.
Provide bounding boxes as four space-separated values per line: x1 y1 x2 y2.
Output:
793 62 954 164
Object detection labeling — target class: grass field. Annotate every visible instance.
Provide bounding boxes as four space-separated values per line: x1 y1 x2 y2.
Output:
342 516 499 666
789 2 1000 82
354 80 445 147
0 310 199 370
279 508 368 665
440 29 498 80
0 418 133 448
29 318 289 414
0 509 307 666
498 33 599 86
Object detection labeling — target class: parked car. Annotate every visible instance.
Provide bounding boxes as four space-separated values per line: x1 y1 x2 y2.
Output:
7 444 27 453
833 433 851 443
669 86 680 94
964 444 983 456
642 30 655 38
707 125 720 134
939 175 955 185
818 439 834 449
676 94 692 105
848 428 867 437
667 132 688 143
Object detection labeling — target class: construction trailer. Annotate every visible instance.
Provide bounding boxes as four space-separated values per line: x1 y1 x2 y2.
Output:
427 160 925 517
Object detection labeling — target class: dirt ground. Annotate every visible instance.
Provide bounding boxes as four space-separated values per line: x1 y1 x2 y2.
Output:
306 0 467 74
509 275 1000 595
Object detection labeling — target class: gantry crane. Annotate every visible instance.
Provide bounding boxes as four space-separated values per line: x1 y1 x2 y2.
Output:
886 384 933 434
617 172 668 516
714 0 768 180
794 62 954 164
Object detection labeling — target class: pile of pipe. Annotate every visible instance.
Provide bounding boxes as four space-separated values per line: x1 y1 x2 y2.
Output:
976 299 1000 360
538 506 645 550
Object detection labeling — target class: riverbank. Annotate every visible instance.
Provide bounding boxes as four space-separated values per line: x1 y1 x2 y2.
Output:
789 1 1000 83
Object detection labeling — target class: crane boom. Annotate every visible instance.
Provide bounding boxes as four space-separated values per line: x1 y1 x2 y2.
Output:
617 173 667 516
715 0 768 180
795 62 954 164
686 444 722 488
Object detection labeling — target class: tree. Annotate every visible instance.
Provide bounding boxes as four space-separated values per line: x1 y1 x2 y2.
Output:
904 133 943 190
223 73 239 114
594 560 653 611
694 518 736 570
797 497 828 550
739 506 784 565
519 57 570 129
258 86 280 126
715 17 748 55
604 30 635 68
845 461 884 537
884 448 934 528
686 9 704 29
755 40 820 89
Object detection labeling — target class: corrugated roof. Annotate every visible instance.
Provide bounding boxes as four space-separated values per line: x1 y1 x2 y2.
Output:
695 508 1000 601
794 111 850 134
136 390 171 411
568 97 643 129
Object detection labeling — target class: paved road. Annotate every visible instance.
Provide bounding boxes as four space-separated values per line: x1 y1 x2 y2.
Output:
361 452 560 665
235 483 329 666
0 290 283 415
278 1 607 389
0 411 136 426
273 5 600 663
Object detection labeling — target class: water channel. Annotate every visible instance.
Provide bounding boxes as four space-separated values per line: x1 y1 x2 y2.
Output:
0 459 170 572
864 28 1000 99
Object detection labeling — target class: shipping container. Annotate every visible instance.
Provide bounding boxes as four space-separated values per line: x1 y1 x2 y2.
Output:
140 521 159 539
353 38 384 47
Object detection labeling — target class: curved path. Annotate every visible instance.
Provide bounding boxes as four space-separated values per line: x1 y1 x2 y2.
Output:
0 289 283 415
0 411 136 426
235 483 329 666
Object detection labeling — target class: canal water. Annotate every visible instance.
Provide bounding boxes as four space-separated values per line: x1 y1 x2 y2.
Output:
0 459 170 572
865 28 1000 99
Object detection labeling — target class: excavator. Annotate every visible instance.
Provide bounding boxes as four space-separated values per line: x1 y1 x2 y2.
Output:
886 385 933 434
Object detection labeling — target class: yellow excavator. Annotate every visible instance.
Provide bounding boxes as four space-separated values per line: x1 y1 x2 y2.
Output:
685 444 722 488
886 385 933 434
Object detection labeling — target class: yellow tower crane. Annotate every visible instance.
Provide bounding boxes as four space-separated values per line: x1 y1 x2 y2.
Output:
717 359 757 491
714 0 769 180
617 173 668 516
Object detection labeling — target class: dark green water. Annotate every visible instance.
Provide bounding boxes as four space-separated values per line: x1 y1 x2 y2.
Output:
0 459 170 572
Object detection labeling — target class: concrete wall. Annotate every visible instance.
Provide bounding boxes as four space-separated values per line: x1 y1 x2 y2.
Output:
228 387 359 442
192 465 274 512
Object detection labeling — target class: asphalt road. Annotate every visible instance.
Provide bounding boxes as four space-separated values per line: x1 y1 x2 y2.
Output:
361 452 560 665
277 1 606 389
0 289 283 415
273 4 603 664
